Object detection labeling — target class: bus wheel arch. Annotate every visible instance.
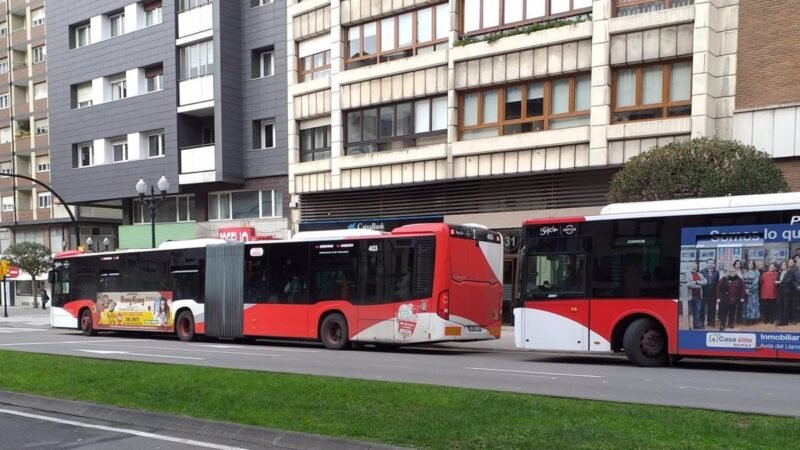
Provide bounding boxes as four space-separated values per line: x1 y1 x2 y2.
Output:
318 311 349 350
79 307 97 336
615 315 669 367
175 308 196 342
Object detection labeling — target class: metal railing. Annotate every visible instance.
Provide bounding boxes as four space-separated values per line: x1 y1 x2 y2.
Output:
614 0 694 17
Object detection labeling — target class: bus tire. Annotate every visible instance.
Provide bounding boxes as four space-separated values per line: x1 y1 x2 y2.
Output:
176 311 196 342
320 313 349 350
80 309 97 336
623 318 668 367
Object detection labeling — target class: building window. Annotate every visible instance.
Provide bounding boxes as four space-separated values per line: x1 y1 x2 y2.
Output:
133 195 195 223
0 93 7 109
208 190 283 220
250 0 274 7
178 0 212 12
37 159 49 172
74 82 93 108
300 125 331 162
346 4 448 69
110 74 127 100
144 1 163 26
145 64 163 92
32 8 45 27
459 74 590 140
34 82 47 100
147 130 165 157
257 50 274 78
2 196 13 212
73 23 91 48
33 45 46 64
462 0 592 35
253 120 275 149
346 96 447 154
0 22 7 37
0 58 7 74
109 12 125 37
112 138 128 162
78 142 94 167
298 50 331 82
179 40 214 80
614 0 694 17
0 162 10 175
0 127 10 144
612 61 692 122
38 193 51 209
34 118 48 135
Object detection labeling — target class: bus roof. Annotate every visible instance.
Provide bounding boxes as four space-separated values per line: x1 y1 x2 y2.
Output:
523 192 800 225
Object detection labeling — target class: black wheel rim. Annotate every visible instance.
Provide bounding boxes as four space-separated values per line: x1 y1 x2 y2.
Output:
81 314 90 331
327 322 342 343
180 318 190 335
640 328 665 357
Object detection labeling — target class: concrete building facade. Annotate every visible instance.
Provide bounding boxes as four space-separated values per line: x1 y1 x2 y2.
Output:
47 0 290 250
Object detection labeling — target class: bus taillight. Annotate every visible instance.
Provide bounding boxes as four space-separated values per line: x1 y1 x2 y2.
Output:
437 290 450 320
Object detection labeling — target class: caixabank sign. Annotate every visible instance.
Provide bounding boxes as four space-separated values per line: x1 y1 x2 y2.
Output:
299 216 443 232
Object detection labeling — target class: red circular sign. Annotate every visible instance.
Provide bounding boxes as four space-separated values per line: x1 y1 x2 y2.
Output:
7 266 19 278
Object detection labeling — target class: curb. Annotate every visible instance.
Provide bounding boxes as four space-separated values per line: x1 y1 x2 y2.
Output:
0 390 409 450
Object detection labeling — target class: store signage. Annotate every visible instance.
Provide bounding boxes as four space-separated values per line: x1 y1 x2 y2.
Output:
218 227 256 242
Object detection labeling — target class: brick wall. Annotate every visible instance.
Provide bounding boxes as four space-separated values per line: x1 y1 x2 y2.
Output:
777 158 800 191
737 2 800 110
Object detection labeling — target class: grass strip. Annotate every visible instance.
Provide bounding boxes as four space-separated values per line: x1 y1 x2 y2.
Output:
1 350 799 449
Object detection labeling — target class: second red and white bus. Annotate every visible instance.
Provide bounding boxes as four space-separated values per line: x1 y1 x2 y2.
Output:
50 223 503 349
516 192 800 366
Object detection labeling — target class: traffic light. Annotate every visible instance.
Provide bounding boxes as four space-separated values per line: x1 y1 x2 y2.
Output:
0 260 8 278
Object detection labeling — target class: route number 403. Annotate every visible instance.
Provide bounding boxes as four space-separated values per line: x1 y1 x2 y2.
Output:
368 245 379 252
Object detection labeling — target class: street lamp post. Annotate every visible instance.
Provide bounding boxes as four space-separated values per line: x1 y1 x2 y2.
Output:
135 176 170 249
103 237 110 252
86 237 94 252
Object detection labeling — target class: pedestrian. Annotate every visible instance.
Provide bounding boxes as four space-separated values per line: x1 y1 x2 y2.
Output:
40 288 49 310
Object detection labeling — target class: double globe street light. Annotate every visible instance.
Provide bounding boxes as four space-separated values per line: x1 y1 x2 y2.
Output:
135 175 170 249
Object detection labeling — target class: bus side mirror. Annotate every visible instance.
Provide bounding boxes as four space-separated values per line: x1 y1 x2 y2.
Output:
47 270 56 284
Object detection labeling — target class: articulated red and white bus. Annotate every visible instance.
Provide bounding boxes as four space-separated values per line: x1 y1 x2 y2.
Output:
50 223 503 349
515 192 800 366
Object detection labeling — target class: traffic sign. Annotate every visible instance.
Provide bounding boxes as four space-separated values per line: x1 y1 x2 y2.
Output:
7 266 19 278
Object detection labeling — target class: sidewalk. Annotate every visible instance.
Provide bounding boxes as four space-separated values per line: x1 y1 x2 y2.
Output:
0 306 51 327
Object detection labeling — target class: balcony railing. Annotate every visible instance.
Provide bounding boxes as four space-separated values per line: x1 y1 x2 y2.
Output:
614 0 694 17
180 143 215 174
178 74 213 106
177 2 213 38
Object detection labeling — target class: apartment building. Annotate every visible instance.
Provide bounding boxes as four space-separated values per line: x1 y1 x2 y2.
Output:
48 0 289 249
286 0 750 321
0 0 122 306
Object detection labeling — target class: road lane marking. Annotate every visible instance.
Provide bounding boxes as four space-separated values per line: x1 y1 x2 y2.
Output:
0 339 139 347
192 343 319 353
83 342 283 358
78 349 204 360
0 408 249 450
672 385 732 392
465 367 603 379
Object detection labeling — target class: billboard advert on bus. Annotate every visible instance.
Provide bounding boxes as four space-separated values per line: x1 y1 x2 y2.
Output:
96 291 173 330
679 222 800 355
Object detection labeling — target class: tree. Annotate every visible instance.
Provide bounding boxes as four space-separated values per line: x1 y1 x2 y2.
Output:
608 137 790 202
4 242 52 308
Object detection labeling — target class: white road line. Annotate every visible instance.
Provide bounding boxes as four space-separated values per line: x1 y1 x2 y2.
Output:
0 339 139 347
83 342 283 358
673 385 733 393
465 367 603 379
0 327 45 332
192 344 319 353
78 349 204 360
0 408 249 450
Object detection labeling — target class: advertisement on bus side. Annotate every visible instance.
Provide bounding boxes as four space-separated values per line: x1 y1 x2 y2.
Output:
96 291 173 330
678 223 800 355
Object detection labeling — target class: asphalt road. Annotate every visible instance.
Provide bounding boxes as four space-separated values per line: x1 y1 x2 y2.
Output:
2 324 800 417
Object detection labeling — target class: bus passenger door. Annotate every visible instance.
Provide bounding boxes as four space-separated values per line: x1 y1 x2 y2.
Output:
519 252 590 352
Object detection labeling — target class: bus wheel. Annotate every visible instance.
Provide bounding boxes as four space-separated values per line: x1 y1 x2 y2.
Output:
80 309 97 336
320 314 349 350
176 311 196 342
623 318 668 367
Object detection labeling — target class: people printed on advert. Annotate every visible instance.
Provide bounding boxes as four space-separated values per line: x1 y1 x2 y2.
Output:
679 223 800 353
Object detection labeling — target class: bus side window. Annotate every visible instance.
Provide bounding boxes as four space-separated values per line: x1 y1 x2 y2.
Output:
268 242 309 304
310 241 359 302
386 238 418 302
244 246 269 304
358 240 385 305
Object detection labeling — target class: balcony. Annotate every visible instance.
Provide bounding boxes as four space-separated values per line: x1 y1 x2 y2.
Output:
15 134 30 151
12 61 27 81
179 144 215 184
177 3 213 42
613 0 694 17
34 132 47 149
178 74 214 113
9 27 26 47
